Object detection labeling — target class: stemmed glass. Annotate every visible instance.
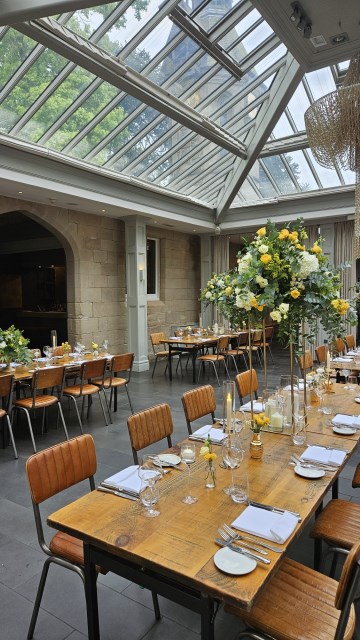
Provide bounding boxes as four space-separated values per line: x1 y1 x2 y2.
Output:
342 369 351 390
347 375 358 393
43 345 52 365
33 349 41 369
222 436 244 495
137 455 162 517
180 443 197 504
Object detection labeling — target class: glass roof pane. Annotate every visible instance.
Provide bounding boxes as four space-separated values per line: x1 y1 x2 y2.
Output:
45 83 120 151
248 43 286 76
124 18 181 73
306 67 336 100
146 35 200 85
194 0 244 32
218 9 261 49
305 149 341 188
248 162 277 198
262 156 297 194
339 166 355 185
270 112 294 138
0 49 68 133
63 4 118 39
96 1 159 55
337 60 350 72
111 116 175 172
232 21 273 60
17 68 96 143
0 29 38 92
286 81 310 131
284 150 317 191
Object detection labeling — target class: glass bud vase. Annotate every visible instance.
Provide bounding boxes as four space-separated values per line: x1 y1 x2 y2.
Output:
250 432 263 459
205 460 216 488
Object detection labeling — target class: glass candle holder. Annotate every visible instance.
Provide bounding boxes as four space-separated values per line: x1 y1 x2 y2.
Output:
223 380 235 433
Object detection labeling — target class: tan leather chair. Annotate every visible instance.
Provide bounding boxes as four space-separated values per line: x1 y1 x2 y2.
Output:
334 337 346 355
63 358 108 431
315 344 326 365
12 366 69 453
235 369 259 405
197 335 230 386
94 353 134 419
225 540 360 640
0 374 17 458
345 334 355 351
150 332 182 378
310 462 360 575
25 435 105 638
52 345 72 356
182 385 216 435
297 349 313 375
127 403 173 464
226 333 249 373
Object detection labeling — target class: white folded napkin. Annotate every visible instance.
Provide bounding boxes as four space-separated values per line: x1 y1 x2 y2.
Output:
346 350 357 356
300 445 346 466
241 401 264 413
332 356 353 362
231 505 298 544
102 465 141 494
332 414 360 428
190 425 227 443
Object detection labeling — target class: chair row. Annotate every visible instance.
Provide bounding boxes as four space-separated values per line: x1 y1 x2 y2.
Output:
1 353 134 458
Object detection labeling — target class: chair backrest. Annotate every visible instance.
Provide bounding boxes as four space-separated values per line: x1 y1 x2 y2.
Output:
82 358 107 381
345 334 355 350
265 325 274 340
0 374 14 411
352 462 360 488
150 332 166 354
238 332 248 346
127 403 174 464
217 335 229 355
110 353 134 379
298 350 313 373
315 344 326 365
334 337 346 355
26 434 97 505
52 345 72 356
252 329 262 344
32 366 66 392
182 385 216 434
235 369 259 403
333 541 360 638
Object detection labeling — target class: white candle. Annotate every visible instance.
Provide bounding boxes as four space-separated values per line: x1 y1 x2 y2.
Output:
271 411 283 431
326 350 331 373
226 392 232 432
199 315 202 328
52 335 56 348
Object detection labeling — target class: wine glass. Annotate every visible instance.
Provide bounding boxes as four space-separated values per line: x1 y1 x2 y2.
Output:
137 456 162 517
43 345 50 359
342 368 351 389
222 436 244 495
347 375 358 393
33 349 41 369
180 443 197 504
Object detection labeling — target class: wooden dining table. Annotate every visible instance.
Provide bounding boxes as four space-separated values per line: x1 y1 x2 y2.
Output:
47 382 359 640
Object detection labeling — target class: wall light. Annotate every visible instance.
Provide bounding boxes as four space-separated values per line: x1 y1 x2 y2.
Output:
139 267 144 282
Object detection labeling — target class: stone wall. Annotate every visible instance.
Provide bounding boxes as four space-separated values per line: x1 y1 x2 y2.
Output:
147 226 201 339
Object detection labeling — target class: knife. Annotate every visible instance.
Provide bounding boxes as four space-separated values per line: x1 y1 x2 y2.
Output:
214 539 271 564
249 500 302 522
97 486 139 501
310 444 349 452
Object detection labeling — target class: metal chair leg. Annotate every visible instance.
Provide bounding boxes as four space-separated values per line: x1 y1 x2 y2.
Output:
13 407 37 453
125 385 134 414
28 557 52 639
57 402 69 440
98 391 109 426
151 591 161 620
67 395 83 434
6 415 18 459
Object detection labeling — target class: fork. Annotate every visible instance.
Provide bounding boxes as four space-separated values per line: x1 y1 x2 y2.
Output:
222 523 283 553
217 528 268 555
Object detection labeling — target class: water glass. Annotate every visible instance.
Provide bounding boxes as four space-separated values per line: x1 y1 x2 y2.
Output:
181 443 197 504
139 482 160 518
347 375 358 393
222 436 244 495
230 470 249 504
342 369 351 389
291 415 306 446
33 349 41 369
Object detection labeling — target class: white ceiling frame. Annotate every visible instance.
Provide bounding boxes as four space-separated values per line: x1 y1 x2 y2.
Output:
0 0 106 25
215 53 304 222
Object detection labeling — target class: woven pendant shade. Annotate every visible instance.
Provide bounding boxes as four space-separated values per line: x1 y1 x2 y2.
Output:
305 52 360 256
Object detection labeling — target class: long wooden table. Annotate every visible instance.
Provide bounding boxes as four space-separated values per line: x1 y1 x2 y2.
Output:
160 335 218 382
47 384 359 640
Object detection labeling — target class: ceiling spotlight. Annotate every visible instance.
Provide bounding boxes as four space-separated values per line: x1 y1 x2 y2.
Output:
290 2 301 22
303 23 312 39
297 16 307 32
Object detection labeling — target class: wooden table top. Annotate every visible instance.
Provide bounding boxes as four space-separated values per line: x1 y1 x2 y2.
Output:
47 384 359 612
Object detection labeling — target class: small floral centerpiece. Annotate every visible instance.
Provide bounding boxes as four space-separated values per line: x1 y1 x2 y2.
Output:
307 367 327 389
61 341 71 355
252 413 270 432
200 435 217 488
0 325 32 368
91 341 99 357
249 413 269 459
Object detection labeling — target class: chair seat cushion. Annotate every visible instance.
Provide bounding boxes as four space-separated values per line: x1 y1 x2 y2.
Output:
198 355 225 362
50 531 107 575
310 498 360 548
14 396 58 409
93 377 126 389
63 384 100 397
155 351 170 357
225 557 355 640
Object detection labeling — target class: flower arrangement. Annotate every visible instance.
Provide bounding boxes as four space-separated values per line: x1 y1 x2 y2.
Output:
200 435 217 487
61 341 71 354
91 342 98 350
0 325 32 365
307 367 327 389
200 219 357 346
251 412 270 433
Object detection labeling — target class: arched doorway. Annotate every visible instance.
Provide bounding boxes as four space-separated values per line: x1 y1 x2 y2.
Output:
0 211 67 347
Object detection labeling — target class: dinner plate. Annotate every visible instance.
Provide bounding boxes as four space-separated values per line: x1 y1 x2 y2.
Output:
332 425 357 435
354 397 360 404
152 454 181 467
213 547 257 575
294 465 325 479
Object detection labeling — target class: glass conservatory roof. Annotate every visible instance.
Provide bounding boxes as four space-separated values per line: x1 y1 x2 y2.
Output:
0 1 355 219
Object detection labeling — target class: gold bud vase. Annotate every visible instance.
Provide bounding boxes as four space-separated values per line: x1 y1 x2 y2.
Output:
250 432 263 459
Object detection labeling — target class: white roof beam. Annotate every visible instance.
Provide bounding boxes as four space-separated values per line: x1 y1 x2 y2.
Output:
0 0 104 25
260 133 308 157
215 53 304 222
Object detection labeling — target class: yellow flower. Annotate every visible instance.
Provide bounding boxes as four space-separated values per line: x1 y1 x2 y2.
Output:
256 305 264 312
257 227 266 237
295 243 305 250
278 229 289 240
331 299 340 309
290 289 300 299
225 286 232 296
250 297 257 307
289 231 298 241
311 243 322 254
260 254 272 264
204 452 212 461
92 342 98 349
208 452 217 461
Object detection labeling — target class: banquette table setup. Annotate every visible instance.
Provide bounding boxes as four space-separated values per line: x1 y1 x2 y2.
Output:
47 382 360 640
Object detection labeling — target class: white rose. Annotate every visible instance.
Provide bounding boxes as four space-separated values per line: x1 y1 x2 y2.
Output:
278 303 289 315
297 251 319 279
258 244 269 254
200 446 210 455
0 341 6 348
205 291 212 299
270 310 281 322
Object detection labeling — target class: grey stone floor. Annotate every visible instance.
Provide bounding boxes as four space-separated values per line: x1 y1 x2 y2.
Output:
0 345 359 640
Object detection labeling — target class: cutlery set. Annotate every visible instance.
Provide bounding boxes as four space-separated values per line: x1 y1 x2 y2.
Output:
97 486 139 501
215 521 286 564
290 453 338 472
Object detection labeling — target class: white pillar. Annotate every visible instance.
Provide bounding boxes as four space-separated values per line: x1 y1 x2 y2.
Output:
201 235 213 329
125 217 149 372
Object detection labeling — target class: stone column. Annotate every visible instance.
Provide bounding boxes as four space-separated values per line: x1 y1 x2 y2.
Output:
125 217 149 371
200 235 213 329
